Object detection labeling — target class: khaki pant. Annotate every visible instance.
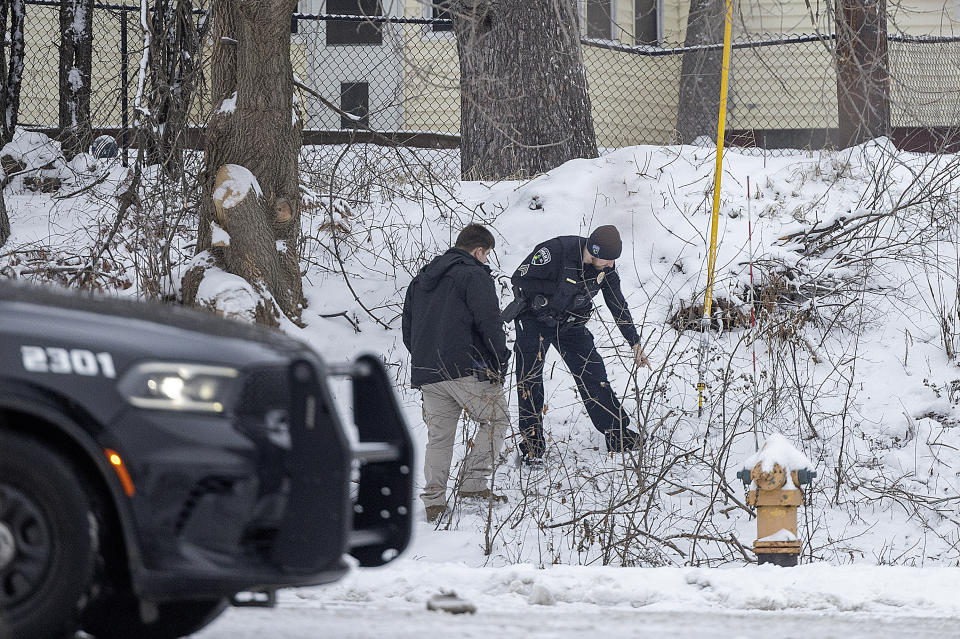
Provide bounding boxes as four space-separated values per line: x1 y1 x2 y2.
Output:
420 377 510 508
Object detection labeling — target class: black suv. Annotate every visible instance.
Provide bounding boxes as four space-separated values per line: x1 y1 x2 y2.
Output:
0 281 413 639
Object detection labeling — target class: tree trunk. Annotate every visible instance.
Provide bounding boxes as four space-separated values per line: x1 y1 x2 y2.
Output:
181 0 302 326
835 0 890 148
144 0 204 176
59 0 94 159
1 0 26 146
453 0 598 180
676 0 726 144
0 188 9 248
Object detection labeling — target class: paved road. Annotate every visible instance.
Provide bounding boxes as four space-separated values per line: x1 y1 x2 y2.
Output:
195 601 960 639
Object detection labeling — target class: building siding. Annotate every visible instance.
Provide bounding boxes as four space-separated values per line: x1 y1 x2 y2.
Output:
10 0 960 147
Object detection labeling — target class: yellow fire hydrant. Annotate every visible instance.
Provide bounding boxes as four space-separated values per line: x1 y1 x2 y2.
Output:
736 461 816 567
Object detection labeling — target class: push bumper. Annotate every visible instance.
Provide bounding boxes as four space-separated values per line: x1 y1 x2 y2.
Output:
128 354 413 602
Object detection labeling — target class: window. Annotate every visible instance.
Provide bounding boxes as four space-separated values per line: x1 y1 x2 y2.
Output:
340 82 370 128
586 0 613 40
326 0 383 46
431 0 453 32
634 0 658 45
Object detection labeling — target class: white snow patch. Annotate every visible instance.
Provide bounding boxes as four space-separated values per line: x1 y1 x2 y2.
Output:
134 0 151 121
211 223 230 246
67 152 96 173
212 165 262 209
195 267 260 321
1 130 64 169
219 92 237 114
527 583 556 606
68 67 83 91
756 529 798 543
294 562 960 617
742 433 813 474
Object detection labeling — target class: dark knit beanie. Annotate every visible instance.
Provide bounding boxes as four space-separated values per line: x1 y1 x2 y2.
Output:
587 225 622 260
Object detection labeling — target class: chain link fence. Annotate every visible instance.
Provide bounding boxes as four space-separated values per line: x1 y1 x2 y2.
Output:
11 2 960 158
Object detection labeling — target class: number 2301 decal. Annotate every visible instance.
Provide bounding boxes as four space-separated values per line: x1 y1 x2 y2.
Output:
21 345 117 378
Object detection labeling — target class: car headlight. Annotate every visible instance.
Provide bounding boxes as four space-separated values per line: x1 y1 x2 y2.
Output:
118 363 240 413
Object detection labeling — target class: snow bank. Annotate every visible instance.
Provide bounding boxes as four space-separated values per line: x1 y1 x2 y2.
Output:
1 130 64 169
195 264 261 321
0 130 73 188
300 562 960 616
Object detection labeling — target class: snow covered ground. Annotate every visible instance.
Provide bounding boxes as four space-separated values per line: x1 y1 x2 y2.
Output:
4 132 960 633
290 139 960 569
195 561 960 637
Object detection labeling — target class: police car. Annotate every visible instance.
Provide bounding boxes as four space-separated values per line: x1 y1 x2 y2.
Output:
0 281 412 639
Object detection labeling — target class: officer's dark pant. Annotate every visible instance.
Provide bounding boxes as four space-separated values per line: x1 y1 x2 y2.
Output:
514 318 629 458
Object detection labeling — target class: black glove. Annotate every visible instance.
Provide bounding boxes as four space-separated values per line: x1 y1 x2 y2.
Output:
501 297 526 323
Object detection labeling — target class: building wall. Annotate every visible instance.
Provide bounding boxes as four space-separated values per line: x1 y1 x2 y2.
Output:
667 0 960 42
888 0 960 35
728 42 839 130
890 39 960 126
399 23 459 133
11 0 960 146
16 4 143 130
295 0 404 130
583 45 681 145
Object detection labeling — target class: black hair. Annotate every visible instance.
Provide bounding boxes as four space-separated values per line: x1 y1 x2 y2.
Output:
454 224 496 252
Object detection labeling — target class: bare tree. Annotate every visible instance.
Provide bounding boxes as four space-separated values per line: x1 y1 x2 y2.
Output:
676 0 726 144
0 0 25 146
835 0 890 147
451 0 598 180
0 189 8 248
59 0 94 159
143 0 206 176
181 0 303 326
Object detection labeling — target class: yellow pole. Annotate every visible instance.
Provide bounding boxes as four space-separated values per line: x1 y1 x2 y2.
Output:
703 0 735 318
698 0 735 414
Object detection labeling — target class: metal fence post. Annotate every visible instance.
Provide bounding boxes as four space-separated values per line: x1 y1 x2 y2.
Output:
120 8 129 167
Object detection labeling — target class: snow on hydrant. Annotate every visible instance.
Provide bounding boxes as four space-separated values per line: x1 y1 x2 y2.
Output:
735 434 817 567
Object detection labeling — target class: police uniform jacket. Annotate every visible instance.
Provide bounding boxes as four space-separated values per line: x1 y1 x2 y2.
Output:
402 248 509 388
511 235 640 346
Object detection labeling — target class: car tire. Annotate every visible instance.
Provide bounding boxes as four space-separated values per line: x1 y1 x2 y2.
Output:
0 430 95 639
82 596 229 639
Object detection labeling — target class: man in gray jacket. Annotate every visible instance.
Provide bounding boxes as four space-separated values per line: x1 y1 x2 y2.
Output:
402 224 510 522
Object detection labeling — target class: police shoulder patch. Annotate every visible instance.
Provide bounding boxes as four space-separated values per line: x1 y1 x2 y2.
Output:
531 247 552 265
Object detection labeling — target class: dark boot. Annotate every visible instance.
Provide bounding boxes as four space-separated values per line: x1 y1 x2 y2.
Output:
519 436 546 460
605 428 642 452
425 505 447 523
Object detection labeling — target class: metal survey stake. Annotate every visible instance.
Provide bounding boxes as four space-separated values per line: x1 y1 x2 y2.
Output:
697 0 735 416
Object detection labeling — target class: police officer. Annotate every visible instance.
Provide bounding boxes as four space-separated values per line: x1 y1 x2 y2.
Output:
509 225 651 462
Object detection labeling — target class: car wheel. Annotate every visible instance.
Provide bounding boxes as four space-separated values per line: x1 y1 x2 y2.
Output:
82 596 229 639
0 430 95 639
